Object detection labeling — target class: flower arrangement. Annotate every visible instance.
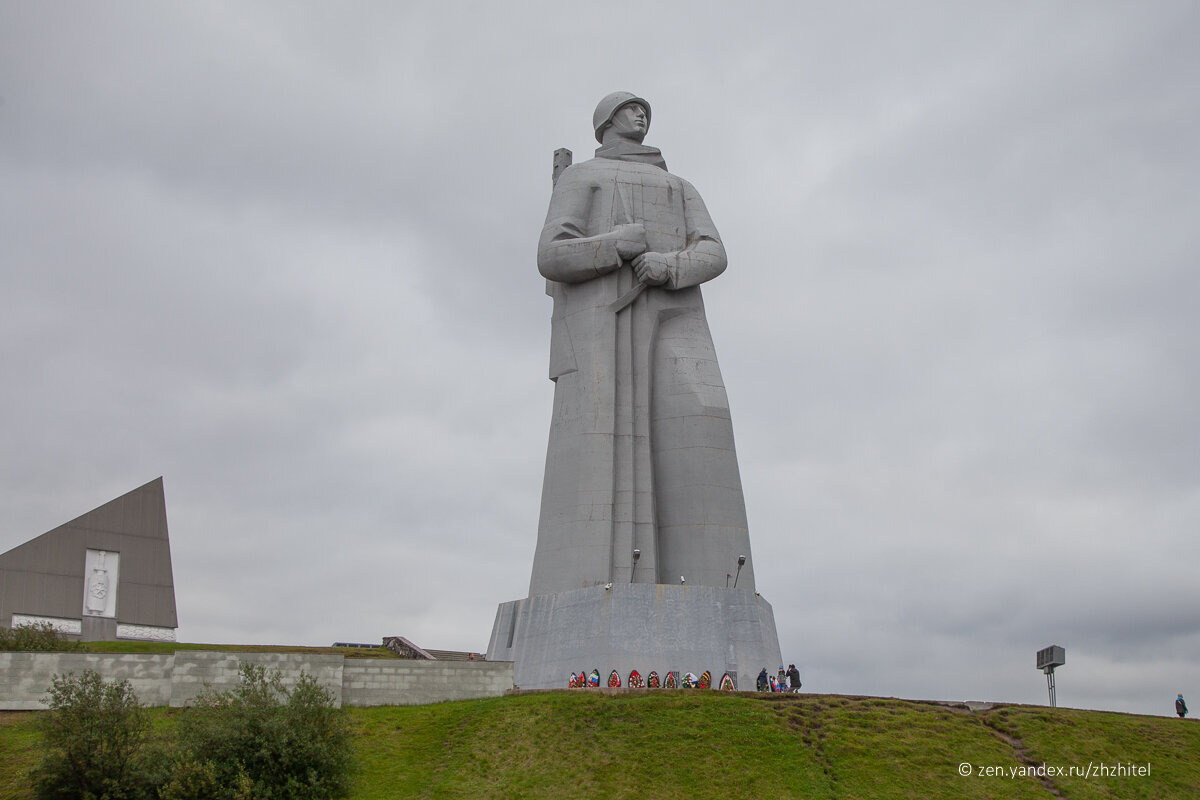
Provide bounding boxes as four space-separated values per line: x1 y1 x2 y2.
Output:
699 670 712 690
664 671 677 689
719 673 735 691
608 670 621 688
628 670 644 688
568 674 579 688
588 669 600 687
647 671 660 688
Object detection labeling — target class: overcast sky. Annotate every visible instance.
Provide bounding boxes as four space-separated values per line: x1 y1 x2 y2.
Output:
3 1 1198 717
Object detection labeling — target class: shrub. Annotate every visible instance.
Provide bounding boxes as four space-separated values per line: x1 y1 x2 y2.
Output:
169 663 354 800
31 670 153 800
0 622 82 652
155 756 253 800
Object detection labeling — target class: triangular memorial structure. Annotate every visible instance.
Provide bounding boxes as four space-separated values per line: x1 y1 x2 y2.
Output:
0 478 178 641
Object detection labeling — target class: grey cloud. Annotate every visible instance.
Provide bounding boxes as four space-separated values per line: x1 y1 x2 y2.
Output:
2 1 1198 716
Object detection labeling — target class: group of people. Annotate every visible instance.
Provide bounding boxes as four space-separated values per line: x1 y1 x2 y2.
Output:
758 664 801 693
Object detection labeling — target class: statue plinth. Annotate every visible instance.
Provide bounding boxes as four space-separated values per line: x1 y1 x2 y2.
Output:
487 584 782 691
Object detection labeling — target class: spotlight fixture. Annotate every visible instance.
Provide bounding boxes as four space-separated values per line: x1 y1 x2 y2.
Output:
733 554 747 588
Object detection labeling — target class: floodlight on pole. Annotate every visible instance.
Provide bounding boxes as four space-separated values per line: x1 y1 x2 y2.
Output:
733 555 746 588
1037 645 1066 707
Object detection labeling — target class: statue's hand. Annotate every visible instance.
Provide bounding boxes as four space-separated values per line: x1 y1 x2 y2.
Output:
632 252 670 286
613 223 647 260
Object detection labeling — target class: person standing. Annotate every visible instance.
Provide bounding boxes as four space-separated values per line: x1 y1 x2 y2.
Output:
787 664 802 693
1176 694 1188 718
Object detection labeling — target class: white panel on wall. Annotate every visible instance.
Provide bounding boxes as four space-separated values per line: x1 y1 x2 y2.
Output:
11 614 83 635
116 624 177 642
82 549 120 618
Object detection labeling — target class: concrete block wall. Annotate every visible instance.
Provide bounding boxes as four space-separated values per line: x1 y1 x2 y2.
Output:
0 651 513 710
342 659 514 706
169 651 345 708
0 652 175 710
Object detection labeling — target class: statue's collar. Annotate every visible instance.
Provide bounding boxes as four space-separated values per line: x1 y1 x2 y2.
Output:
595 141 668 171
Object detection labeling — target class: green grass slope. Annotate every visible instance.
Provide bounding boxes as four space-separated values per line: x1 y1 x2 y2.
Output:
3 692 1197 799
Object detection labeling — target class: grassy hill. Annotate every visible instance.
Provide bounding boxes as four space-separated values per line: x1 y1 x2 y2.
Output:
3 691 1198 799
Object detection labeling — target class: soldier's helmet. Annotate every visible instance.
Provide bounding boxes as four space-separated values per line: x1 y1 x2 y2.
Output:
593 91 651 143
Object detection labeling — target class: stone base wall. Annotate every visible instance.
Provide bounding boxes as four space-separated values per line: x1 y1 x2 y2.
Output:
488 584 783 691
0 651 513 710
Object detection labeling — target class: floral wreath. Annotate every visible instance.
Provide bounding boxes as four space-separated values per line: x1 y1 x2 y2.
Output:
608 670 621 688
647 671 660 688
628 670 645 688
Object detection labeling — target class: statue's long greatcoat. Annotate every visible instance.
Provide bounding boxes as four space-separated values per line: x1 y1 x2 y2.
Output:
529 155 756 596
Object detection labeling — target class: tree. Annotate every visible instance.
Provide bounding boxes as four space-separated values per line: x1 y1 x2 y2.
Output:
32 670 152 800
168 663 354 800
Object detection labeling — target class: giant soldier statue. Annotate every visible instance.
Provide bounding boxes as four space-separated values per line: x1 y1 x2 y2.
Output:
489 93 782 690
531 92 754 594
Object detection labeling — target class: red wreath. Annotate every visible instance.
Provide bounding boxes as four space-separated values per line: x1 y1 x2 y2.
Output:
647 671 660 688
628 670 644 688
608 670 621 688
699 670 712 690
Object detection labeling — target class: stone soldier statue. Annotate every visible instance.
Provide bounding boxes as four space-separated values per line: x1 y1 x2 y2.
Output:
528 92 756 595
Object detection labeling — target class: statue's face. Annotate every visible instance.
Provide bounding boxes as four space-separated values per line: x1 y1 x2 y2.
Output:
608 103 648 142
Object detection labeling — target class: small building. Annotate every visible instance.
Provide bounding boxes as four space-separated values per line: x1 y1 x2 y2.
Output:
0 478 179 641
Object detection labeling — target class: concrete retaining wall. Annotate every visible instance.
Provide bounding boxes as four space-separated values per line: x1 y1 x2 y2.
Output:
342 658 515 706
0 651 512 710
0 653 175 710
169 651 346 708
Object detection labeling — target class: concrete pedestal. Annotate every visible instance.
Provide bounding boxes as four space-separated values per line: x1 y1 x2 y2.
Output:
487 583 782 690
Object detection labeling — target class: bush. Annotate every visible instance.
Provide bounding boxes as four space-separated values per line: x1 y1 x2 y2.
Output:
155 756 253 800
0 622 82 652
32 670 153 800
169 663 354 800
28 663 353 800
